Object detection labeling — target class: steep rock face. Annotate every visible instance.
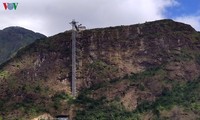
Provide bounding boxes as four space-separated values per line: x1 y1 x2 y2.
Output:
0 26 46 64
75 19 198 88
0 19 200 119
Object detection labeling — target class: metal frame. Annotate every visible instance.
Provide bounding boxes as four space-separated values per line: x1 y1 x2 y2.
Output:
70 20 78 97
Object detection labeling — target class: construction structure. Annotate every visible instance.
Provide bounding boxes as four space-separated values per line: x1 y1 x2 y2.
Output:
70 20 77 97
70 19 86 97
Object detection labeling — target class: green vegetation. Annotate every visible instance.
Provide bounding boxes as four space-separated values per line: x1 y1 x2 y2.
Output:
134 78 200 119
190 32 200 43
174 51 193 62
125 66 166 83
52 92 74 110
0 88 72 119
177 48 194 62
75 79 200 119
88 60 118 79
2 90 48 115
0 78 50 118
75 64 200 119
0 70 9 79
75 94 140 120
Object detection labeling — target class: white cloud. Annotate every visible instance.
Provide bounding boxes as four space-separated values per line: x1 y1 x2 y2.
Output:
175 15 200 31
0 0 178 36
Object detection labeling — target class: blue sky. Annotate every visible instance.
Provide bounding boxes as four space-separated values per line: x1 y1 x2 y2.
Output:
167 0 200 17
165 0 200 31
0 0 200 36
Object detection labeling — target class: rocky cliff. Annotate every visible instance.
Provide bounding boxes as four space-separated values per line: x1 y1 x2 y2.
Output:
0 19 200 119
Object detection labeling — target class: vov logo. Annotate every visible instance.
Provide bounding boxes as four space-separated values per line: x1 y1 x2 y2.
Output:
3 3 18 10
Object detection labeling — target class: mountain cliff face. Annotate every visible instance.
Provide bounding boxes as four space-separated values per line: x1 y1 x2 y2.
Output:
0 26 46 65
0 19 200 119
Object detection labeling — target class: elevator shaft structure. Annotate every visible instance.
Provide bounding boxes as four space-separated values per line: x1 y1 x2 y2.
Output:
70 20 78 97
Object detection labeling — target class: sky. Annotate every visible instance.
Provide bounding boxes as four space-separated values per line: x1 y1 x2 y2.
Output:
0 0 200 36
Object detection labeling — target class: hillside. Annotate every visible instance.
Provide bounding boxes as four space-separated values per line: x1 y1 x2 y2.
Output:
0 26 46 65
0 19 200 119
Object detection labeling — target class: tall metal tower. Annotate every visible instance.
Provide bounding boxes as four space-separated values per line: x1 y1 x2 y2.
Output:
70 20 78 97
